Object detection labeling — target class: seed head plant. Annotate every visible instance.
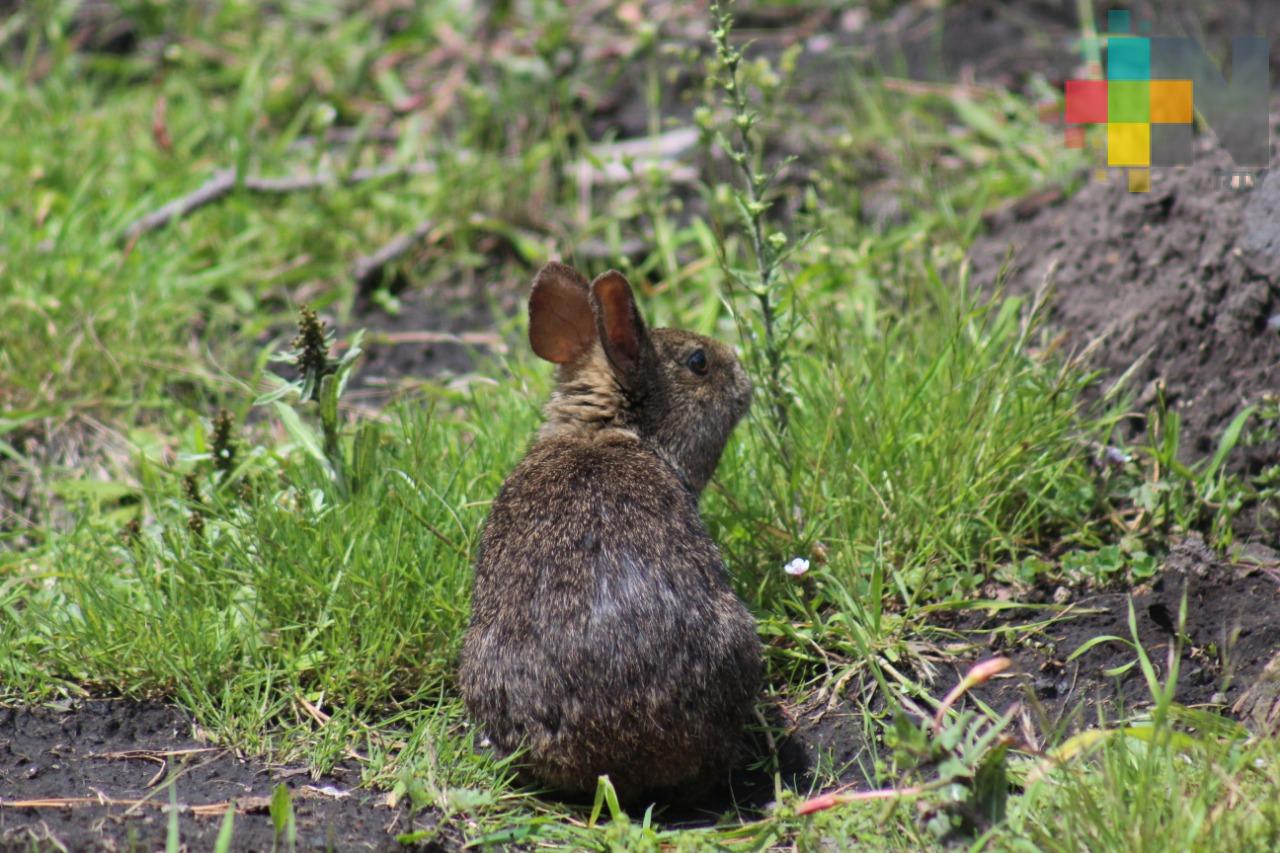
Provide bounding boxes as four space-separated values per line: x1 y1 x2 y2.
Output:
705 0 805 443
257 305 366 496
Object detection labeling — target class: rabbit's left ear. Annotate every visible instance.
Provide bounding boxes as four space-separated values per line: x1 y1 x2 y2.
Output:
529 262 596 365
590 270 648 379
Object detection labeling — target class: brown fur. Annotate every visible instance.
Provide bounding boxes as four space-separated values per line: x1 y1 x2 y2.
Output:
458 263 761 802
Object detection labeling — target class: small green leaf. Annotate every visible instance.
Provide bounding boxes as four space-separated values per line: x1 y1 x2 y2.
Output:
1066 634 1130 662
936 756 969 782
269 782 296 852
588 776 607 827
48 479 136 509
253 374 301 406
1203 405 1255 483
444 787 495 812
589 775 626 827
166 780 180 853
272 402 329 472
213 802 236 853
319 373 339 432
463 819 550 847
396 829 438 844
1103 660 1138 678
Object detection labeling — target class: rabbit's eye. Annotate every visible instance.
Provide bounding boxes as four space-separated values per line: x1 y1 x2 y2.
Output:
686 349 708 376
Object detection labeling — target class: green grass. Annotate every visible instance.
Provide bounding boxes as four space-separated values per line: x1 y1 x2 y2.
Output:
989 604 1280 851
994 731 1280 851
1 2 1272 850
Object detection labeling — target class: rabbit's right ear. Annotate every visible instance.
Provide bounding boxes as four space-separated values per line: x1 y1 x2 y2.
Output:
529 262 597 364
590 270 647 379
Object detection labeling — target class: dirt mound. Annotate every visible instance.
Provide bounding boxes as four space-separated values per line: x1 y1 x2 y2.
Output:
968 119 1280 519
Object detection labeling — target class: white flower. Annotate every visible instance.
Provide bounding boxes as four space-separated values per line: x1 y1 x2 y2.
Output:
784 557 810 577
1103 445 1132 465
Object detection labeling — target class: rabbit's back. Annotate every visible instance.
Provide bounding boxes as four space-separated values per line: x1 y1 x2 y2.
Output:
460 434 760 798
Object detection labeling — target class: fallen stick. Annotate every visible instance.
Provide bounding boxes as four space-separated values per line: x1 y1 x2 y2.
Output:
87 747 221 762
350 220 435 290
1 795 269 817
121 162 438 243
572 127 700 186
295 692 331 726
86 746 226 788
370 330 508 350
122 168 235 243
335 330 507 352
123 128 700 244
588 126 699 162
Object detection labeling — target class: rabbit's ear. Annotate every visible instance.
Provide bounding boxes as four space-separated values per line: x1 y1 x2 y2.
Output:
590 270 647 378
529 262 596 364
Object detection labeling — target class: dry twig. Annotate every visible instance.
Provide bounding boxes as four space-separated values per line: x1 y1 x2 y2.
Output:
351 220 435 290
124 128 700 245
121 162 437 243
1 795 271 817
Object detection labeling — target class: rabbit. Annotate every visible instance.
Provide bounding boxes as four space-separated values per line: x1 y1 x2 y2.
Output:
459 261 761 802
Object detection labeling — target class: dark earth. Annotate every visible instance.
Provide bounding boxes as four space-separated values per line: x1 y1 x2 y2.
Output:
7 0 1280 850
954 535 1280 737
0 702 444 852
968 107 1280 539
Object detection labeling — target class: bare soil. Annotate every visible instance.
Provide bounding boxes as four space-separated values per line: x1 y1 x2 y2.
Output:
348 249 520 400
0 701 454 852
949 537 1280 735
969 113 1280 538
0 697 877 848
